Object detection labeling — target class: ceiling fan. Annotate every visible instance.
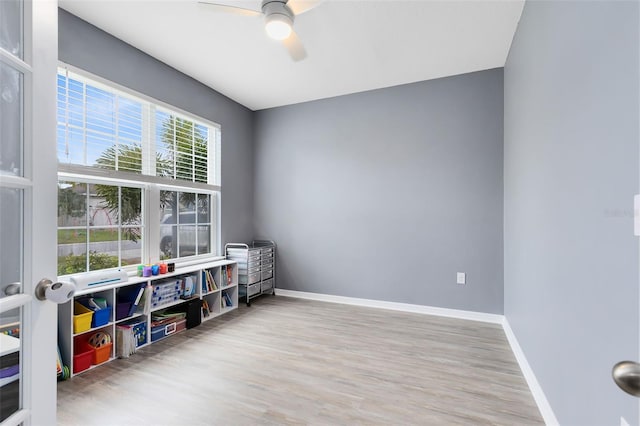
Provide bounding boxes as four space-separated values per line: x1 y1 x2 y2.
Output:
198 0 322 61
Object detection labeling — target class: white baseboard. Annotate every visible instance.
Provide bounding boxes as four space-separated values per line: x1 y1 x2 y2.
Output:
276 289 503 324
277 288 558 425
502 318 559 426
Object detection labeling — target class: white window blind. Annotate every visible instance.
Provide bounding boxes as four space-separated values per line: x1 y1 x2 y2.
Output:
155 109 210 184
56 68 219 186
57 69 146 174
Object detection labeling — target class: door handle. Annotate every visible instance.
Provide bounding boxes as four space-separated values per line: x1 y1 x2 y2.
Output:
35 279 76 304
3 282 21 296
612 361 640 397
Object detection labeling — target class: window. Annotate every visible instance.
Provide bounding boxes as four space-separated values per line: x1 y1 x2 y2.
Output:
58 181 143 274
159 191 216 259
56 66 221 276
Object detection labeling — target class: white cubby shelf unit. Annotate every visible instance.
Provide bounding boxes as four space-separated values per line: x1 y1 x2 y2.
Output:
58 259 238 377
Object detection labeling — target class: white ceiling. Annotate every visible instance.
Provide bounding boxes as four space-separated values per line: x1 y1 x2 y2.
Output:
59 0 524 111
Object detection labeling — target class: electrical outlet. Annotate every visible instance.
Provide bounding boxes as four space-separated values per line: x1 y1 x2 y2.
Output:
635 195 640 236
456 272 466 285
620 416 629 426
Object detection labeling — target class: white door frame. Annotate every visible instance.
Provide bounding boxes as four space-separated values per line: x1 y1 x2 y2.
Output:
28 0 60 424
0 0 58 425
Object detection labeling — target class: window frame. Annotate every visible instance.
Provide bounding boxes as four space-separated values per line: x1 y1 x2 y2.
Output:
57 176 146 274
157 187 218 260
56 63 223 279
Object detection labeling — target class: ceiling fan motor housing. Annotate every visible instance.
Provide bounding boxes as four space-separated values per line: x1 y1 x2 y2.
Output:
262 0 294 24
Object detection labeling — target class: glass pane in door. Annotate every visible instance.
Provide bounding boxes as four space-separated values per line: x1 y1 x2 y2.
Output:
0 0 23 59
0 308 22 422
0 187 22 298
0 62 23 176
0 187 23 420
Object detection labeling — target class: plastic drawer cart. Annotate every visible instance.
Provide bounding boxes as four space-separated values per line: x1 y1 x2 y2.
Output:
225 240 275 306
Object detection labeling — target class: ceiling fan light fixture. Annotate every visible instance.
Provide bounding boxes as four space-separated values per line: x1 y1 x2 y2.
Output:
265 13 293 40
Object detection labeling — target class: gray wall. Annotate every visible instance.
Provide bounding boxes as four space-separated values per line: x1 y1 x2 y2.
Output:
504 1 639 425
58 9 254 247
254 69 504 314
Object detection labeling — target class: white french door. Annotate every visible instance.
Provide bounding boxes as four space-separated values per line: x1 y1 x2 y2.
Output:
0 0 59 425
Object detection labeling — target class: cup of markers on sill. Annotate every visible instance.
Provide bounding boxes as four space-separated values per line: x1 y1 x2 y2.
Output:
143 266 152 277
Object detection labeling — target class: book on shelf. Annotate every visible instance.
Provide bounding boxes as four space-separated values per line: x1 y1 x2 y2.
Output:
56 345 66 379
182 275 196 298
201 270 217 293
221 292 233 308
210 271 217 290
226 265 233 286
116 319 146 358
117 283 146 318
202 299 210 317
141 285 152 315
221 266 227 287
130 284 146 317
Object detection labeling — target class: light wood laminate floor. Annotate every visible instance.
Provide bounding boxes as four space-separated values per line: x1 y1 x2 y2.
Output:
57 296 543 425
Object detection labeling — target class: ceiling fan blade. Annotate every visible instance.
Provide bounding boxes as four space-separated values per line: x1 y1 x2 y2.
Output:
283 30 307 62
198 1 262 17
286 0 322 16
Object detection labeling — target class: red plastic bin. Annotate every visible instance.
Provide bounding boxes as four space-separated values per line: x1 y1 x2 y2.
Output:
73 342 93 374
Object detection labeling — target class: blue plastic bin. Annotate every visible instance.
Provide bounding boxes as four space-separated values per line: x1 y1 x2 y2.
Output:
91 306 112 328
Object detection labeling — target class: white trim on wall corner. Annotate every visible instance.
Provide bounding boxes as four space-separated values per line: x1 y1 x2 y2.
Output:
277 289 559 425
502 318 560 426
276 289 504 324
